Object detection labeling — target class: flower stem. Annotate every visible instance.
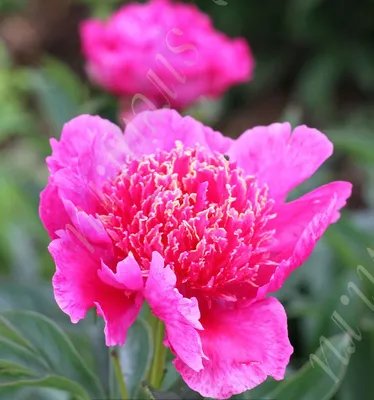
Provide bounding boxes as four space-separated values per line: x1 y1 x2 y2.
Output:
111 348 128 400
148 314 167 388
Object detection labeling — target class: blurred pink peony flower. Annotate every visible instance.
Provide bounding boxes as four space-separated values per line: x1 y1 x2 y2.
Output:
40 109 351 399
80 0 253 112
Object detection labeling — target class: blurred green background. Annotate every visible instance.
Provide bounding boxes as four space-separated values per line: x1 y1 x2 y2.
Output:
0 0 374 399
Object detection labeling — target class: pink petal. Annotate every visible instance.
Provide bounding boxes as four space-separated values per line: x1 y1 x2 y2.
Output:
269 181 352 257
47 114 126 174
39 184 71 239
49 211 141 346
124 109 233 157
49 226 110 323
228 123 333 202
175 297 293 399
144 252 205 372
52 168 101 216
95 255 145 346
257 196 338 298
98 254 144 292
80 20 106 62
95 291 143 346
79 0 253 110
47 115 128 214
77 127 129 189
64 201 114 255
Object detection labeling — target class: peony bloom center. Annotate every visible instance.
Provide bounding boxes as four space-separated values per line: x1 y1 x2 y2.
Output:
99 142 276 300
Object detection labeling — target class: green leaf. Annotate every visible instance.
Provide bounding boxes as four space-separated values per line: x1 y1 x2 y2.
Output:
0 311 105 399
286 0 327 39
0 0 26 13
248 56 289 96
27 69 79 133
0 375 90 400
0 337 47 373
339 332 374 400
161 361 180 392
169 378 203 400
348 44 374 92
325 217 373 271
325 129 374 164
0 281 61 321
304 262 365 354
0 67 34 141
0 316 35 349
0 386 70 400
118 318 153 397
140 382 181 400
294 53 341 116
267 334 353 400
41 57 86 105
235 377 279 399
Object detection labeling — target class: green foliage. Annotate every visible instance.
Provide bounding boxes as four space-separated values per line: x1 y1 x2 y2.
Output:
118 318 154 398
76 0 125 18
0 44 35 142
268 335 353 400
0 0 26 13
0 311 104 399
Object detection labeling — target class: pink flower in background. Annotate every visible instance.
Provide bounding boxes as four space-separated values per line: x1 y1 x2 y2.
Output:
80 0 253 112
40 109 351 399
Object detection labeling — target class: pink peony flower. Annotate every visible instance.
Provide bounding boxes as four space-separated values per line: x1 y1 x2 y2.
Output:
40 109 351 399
80 0 253 112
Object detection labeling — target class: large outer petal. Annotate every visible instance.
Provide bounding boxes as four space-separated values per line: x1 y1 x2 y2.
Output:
144 252 205 372
227 123 333 203
175 297 293 399
257 196 338 298
40 115 128 236
40 184 71 239
124 109 233 157
47 114 127 175
268 181 352 257
50 227 104 324
49 210 141 346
